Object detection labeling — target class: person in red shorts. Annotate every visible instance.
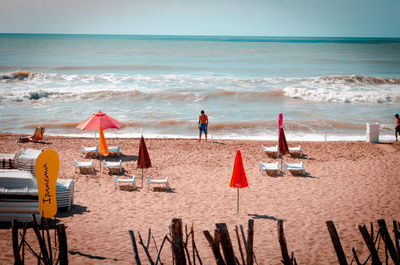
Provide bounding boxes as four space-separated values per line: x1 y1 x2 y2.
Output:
198 110 209 142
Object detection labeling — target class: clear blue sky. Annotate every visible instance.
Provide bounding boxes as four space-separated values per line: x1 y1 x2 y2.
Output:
1 0 399 37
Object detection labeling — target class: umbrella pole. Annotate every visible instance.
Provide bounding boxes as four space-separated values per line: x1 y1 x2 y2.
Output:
237 189 239 213
141 169 144 188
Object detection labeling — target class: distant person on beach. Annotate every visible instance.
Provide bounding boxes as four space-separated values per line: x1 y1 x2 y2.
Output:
395 114 400 141
198 110 209 142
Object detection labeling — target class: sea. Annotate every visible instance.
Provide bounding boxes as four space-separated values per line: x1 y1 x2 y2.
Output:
1 34 400 141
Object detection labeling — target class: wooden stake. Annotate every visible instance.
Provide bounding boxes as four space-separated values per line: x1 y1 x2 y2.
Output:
394 221 400 258
216 223 236 265
358 224 381 265
246 219 254 265
129 230 142 265
235 226 246 265
278 219 292 265
171 218 187 265
326 221 348 265
203 229 225 265
377 219 400 265
56 223 68 265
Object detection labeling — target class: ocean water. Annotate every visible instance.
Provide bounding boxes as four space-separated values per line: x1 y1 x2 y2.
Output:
1 34 400 141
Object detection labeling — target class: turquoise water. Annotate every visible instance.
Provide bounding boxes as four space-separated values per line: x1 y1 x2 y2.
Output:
1 34 400 140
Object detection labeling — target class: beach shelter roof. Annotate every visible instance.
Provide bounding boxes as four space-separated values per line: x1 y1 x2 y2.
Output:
75 111 126 131
98 125 109 156
137 135 152 169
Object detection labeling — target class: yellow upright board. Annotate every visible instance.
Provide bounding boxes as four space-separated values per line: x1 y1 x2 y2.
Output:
35 149 59 218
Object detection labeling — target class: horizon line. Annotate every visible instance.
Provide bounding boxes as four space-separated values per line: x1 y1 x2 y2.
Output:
1 32 400 39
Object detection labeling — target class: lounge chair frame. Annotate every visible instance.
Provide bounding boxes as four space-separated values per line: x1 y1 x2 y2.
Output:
103 160 122 173
114 175 136 190
284 161 305 176
147 176 169 190
259 161 281 175
74 160 94 173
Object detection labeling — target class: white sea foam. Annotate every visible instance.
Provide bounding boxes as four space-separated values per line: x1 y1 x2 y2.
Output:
283 75 400 104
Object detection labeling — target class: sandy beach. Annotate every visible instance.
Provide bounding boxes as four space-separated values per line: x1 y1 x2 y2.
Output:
0 133 400 264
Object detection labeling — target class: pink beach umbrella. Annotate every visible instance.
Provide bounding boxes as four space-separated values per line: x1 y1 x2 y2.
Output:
76 111 126 140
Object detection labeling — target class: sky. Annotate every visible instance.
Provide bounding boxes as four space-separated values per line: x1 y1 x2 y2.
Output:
1 0 400 37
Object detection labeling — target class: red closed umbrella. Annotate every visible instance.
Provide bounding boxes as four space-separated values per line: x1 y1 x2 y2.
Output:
278 127 288 156
137 135 152 187
229 150 248 213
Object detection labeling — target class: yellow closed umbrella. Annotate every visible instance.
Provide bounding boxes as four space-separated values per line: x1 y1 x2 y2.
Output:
99 125 109 169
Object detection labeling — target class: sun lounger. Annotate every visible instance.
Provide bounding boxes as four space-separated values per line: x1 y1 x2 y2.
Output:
18 148 42 174
114 175 136 190
147 176 169 190
283 161 305 176
261 145 278 156
289 145 302 157
103 160 122 173
108 145 120 157
0 169 75 221
259 161 280 175
81 145 98 156
74 160 94 173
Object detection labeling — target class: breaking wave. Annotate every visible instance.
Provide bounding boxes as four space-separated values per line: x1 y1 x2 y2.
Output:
283 75 400 104
1 72 399 104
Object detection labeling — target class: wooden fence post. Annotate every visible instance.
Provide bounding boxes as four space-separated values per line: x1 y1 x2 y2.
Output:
394 221 400 257
358 225 381 265
246 219 254 265
215 223 236 265
129 230 142 265
278 219 292 265
378 219 400 265
56 223 68 265
203 229 225 265
171 218 187 265
326 220 348 265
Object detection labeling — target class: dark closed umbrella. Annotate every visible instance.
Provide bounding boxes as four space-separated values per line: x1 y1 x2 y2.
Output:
137 135 152 187
278 127 288 156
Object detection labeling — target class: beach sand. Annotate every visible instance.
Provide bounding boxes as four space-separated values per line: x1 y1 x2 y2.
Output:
0 134 400 264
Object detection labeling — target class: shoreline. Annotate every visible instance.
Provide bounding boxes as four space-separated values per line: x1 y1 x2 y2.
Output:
1 131 395 142
0 134 399 264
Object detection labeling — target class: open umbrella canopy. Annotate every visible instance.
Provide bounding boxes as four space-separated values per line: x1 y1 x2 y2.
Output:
76 111 126 131
137 135 152 169
98 125 109 156
278 126 288 156
229 150 248 189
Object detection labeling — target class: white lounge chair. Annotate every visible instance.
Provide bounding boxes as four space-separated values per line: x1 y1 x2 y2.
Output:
103 160 122 173
108 145 120 157
74 160 94 173
259 161 280 175
261 145 278 156
283 161 305 176
81 145 98 156
18 148 42 174
147 176 169 190
114 175 136 190
289 145 302 157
